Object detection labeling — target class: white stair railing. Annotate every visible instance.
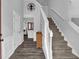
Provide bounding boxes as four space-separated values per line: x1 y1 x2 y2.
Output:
35 1 53 59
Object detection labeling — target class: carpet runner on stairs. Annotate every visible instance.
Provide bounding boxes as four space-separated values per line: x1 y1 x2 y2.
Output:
9 36 45 59
48 18 79 59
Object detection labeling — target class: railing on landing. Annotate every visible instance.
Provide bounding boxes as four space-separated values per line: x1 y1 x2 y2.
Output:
35 1 53 59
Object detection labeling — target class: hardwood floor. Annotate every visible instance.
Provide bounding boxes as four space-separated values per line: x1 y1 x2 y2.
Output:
9 36 45 59
9 18 79 59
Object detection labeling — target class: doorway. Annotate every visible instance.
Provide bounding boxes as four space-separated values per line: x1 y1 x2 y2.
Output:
0 0 2 59
24 17 34 40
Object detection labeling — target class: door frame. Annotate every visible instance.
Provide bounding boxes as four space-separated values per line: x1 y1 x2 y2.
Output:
0 0 2 59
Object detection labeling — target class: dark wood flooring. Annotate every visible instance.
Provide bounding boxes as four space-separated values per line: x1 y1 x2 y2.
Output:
9 35 45 59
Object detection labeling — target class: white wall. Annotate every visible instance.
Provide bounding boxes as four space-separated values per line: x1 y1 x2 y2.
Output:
2 0 13 59
2 0 13 37
42 6 49 17
36 0 48 16
69 0 79 18
1 0 24 59
36 0 48 6
48 0 69 21
24 0 41 41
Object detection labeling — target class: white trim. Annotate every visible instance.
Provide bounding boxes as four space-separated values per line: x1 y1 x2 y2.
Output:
8 38 24 59
69 21 79 33
72 49 79 57
51 8 65 21
64 37 73 48
36 1 53 59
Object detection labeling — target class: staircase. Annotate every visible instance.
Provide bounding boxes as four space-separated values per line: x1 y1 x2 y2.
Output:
10 36 45 59
48 18 79 59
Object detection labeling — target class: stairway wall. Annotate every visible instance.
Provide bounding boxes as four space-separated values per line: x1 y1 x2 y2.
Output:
48 0 69 21
47 0 79 57
1 0 24 59
48 0 79 21
36 0 49 17
36 0 48 6
48 8 79 57
42 6 49 17
69 0 79 18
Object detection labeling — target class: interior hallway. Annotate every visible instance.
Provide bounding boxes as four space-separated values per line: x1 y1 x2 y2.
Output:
9 35 45 59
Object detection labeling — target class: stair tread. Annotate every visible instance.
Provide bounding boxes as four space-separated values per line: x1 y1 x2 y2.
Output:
10 55 45 59
48 18 79 59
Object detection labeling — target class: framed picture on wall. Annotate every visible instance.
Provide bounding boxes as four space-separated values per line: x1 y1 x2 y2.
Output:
28 22 34 30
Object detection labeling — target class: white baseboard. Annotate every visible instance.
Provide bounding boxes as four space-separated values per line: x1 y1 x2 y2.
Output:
9 39 24 59
67 42 72 48
52 17 64 37
65 37 79 57
72 49 79 57
8 34 24 59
